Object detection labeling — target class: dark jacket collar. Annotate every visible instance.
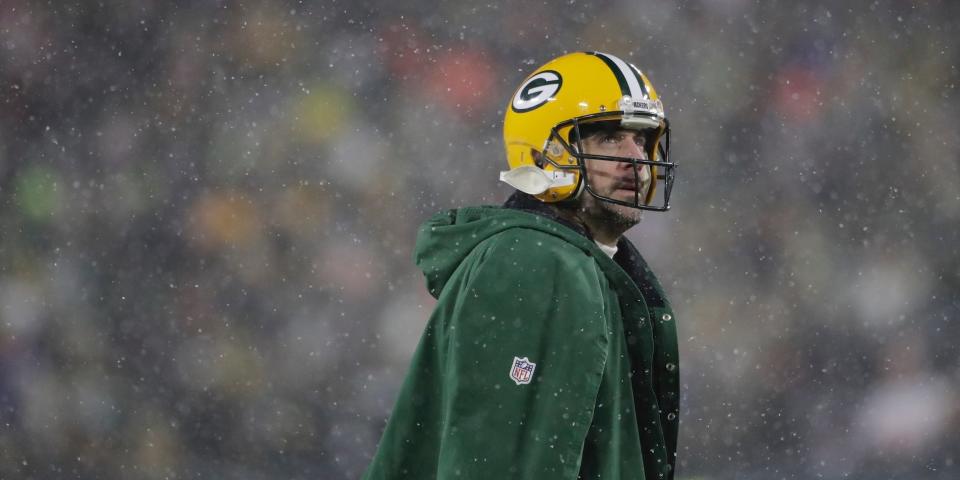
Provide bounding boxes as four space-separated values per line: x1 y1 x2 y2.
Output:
502 191 589 238
502 191 667 308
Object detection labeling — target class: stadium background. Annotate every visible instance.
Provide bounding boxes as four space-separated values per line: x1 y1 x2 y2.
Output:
1 1 958 478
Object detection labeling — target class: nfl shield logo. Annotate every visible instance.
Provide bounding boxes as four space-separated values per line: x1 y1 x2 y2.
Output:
509 356 536 385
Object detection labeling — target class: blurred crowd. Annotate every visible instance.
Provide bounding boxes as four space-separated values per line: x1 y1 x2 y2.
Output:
1 0 958 478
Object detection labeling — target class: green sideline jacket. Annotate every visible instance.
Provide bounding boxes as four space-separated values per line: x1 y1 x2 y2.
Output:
364 193 679 480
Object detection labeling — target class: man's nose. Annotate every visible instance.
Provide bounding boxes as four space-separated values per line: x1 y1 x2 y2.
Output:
619 141 647 164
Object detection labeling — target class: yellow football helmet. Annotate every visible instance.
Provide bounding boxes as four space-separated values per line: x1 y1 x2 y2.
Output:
501 51 675 211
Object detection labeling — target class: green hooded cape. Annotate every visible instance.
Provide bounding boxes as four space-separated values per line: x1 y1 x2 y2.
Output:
364 196 679 479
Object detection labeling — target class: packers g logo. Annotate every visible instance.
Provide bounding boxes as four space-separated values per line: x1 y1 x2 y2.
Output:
511 70 562 112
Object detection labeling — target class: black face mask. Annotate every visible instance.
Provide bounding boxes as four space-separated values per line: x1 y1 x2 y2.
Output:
543 113 676 212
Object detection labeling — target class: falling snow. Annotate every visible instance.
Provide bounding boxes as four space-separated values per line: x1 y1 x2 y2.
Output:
1 1 958 479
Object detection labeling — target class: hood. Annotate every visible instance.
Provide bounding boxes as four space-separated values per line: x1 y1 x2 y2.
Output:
413 205 595 297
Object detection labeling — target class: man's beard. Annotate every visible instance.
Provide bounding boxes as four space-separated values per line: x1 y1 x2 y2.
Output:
579 188 643 229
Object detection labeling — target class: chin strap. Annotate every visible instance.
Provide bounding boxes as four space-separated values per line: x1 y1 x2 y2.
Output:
499 165 575 195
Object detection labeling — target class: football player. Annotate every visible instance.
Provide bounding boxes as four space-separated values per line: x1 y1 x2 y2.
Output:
365 51 679 480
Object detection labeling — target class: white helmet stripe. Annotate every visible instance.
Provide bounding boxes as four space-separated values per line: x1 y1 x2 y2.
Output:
594 52 646 99
626 63 651 98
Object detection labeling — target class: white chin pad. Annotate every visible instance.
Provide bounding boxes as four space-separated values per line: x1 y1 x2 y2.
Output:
499 165 574 195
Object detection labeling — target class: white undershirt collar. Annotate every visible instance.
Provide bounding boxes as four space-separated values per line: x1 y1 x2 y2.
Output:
594 240 618 258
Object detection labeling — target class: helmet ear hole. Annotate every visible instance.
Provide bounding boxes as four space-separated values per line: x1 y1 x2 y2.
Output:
531 148 545 167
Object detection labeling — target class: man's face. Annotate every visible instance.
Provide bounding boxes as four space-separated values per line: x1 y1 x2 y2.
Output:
577 127 653 228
